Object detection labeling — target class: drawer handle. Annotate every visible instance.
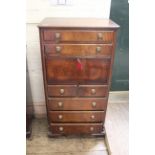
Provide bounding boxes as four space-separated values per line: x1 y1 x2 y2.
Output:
96 46 101 53
92 102 96 107
59 126 63 131
90 127 94 131
91 89 96 95
55 32 61 39
97 32 103 40
91 115 95 119
58 115 63 120
56 46 61 53
58 101 63 107
60 89 65 95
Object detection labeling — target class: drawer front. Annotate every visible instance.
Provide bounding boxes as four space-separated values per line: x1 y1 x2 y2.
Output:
50 123 103 134
46 57 110 84
49 111 105 123
44 44 112 56
43 30 114 43
47 85 77 97
78 85 108 97
48 98 107 111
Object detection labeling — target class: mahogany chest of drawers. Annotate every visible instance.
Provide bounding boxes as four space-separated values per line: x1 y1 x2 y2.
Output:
38 18 119 137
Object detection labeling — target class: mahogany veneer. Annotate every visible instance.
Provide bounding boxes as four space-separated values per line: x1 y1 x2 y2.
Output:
49 111 105 123
48 98 107 111
50 123 103 135
38 18 119 137
44 44 113 56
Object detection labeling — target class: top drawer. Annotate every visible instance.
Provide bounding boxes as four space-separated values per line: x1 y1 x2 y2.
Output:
42 30 114 43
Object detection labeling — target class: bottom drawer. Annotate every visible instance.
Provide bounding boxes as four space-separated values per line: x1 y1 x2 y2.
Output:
50 123 103 134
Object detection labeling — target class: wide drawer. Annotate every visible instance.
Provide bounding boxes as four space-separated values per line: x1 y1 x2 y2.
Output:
43 30 114 43
78 85 108 97
48 98 107 110
46 57 110 84
50 123 103 134
44 44 112 57
49 111 105 123
47 85 77 97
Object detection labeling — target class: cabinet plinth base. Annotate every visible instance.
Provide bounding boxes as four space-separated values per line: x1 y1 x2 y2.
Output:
47 129 106 138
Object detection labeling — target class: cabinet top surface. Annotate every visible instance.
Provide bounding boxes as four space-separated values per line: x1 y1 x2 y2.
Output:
38 18 119 29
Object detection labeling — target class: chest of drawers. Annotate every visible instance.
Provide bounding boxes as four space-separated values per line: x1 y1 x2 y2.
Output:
38 18 119 137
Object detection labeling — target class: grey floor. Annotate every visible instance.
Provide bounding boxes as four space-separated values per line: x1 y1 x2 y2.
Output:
105 92 129 155
27 119 108 155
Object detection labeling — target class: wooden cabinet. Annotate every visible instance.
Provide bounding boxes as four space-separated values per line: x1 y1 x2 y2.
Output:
38 18 119 136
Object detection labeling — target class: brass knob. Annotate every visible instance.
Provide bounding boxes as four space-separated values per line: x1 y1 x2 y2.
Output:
55 32 61 39
92 102 96 107
60 89 64 95
97 32 103 40
59 126 63 131
96 46 101 53
58 102 63 107
56 46 61 53
91 89 96 95
91 115 95 119
90 127 94 131
58 115 63 120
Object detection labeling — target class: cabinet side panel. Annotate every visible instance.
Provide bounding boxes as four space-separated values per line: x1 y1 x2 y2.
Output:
39 28 50 124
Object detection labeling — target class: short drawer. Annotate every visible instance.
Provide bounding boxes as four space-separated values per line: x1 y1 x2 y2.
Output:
48 98 107 111
47 85 77 97
44 44 113 57
43 30 114 43
50 123 103 135
78 85 108 97
49 111 105 123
